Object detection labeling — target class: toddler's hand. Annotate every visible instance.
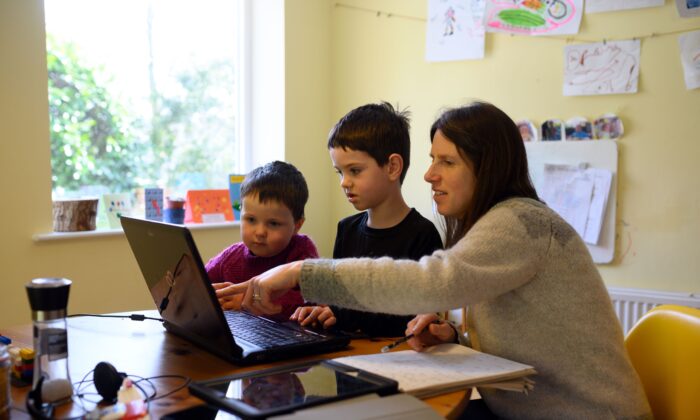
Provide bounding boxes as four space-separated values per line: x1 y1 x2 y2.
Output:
290 305 336 329
212 282 242 311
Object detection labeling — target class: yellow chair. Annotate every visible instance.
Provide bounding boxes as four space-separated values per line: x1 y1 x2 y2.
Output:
625 304 700 420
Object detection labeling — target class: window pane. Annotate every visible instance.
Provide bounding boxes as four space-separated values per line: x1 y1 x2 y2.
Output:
45 0 242 225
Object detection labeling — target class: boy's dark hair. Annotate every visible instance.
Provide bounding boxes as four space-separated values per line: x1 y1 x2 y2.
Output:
240 161 308 221
327 102 411 183
430 101 540 247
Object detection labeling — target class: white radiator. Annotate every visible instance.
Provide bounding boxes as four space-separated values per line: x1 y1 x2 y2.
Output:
447 287 700 336
607 287 700 335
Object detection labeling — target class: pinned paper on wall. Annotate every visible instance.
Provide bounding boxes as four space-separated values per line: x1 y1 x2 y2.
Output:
525 141 617 263
426 0 485 61
540 164 613 245
184 189 234 224
585 0 663 14
484 0 583 36
678 30 700 90
145 188 163 221
676 0 700 18
228 174 245 221
103 193 133 229
563 40 640 96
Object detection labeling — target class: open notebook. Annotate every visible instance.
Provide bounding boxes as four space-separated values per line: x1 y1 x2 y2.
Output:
333 343 536 398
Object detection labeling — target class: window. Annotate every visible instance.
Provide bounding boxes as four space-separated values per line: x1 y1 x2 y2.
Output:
44 0 247 227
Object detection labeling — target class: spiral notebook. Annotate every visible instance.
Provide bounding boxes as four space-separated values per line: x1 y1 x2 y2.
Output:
333 343 536 398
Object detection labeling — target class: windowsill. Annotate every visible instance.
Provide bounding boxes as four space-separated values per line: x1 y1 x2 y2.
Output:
33 221 240 242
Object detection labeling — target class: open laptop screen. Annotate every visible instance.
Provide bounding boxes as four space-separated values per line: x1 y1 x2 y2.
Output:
121 216 238 355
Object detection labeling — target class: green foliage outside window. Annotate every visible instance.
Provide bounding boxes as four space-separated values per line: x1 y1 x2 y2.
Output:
47 36 145 193
47 36 238 198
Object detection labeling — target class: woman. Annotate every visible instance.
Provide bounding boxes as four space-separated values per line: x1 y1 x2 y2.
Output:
218 102 650 419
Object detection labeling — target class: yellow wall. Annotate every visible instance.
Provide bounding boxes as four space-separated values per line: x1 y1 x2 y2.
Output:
329 0 700 293
1 0 698 328
284 1 335 258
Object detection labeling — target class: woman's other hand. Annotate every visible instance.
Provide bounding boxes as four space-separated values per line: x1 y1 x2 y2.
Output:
406 313 457 352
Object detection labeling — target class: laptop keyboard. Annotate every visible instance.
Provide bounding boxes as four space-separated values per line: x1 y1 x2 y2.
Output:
223 311 322 349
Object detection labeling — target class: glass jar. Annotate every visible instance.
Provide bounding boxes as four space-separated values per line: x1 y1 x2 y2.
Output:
25 278 73 403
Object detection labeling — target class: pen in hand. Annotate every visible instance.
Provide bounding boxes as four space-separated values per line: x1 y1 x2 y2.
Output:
380 320 442 353
380 333 415 353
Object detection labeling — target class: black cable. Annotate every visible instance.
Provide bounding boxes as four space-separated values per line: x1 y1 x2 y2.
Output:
136 375 191 401
67 313 164 322
72 372 191 412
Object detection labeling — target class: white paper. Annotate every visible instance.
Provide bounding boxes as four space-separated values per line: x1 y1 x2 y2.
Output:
678 30 700 90
586 0 664 14
540 164 593 238
426 0 485 62
676 0 700 18
484 0 583 36
540 164 612 245
582 169 613 245
563 40 640 96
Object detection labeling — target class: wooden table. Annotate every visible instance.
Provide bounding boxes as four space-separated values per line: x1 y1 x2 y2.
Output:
5 312 469 419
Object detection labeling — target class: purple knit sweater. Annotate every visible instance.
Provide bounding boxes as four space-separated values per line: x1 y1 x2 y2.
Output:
205 234 318 321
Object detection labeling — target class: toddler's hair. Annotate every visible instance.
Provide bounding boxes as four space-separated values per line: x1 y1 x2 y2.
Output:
327 102 411 183
240 161 308 220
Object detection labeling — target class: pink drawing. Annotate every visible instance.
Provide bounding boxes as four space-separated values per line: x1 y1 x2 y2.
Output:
485 0 577 35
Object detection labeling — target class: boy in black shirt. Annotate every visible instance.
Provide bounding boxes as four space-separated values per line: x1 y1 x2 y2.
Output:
290 102 442 337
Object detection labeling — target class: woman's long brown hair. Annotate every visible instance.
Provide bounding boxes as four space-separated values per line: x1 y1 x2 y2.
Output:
430 102 540 247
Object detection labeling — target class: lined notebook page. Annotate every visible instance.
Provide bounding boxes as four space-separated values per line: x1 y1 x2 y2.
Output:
334 343 536 398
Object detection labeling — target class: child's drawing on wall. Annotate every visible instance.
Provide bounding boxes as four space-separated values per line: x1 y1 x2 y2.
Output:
563 40 640 96
484 0 583 35
444 6 456 36
426 0 485 61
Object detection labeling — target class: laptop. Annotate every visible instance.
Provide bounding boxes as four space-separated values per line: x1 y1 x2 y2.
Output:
120 216 350 365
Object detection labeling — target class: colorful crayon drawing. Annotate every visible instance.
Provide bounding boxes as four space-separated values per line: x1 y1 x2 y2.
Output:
563 40 640 96
484 0 582 35
426 0 485 62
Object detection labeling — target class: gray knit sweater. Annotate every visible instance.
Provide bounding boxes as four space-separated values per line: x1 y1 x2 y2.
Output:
300 198 651 419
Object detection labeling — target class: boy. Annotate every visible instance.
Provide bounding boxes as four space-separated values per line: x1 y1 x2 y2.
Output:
291 102 443 337
207 161 318 322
